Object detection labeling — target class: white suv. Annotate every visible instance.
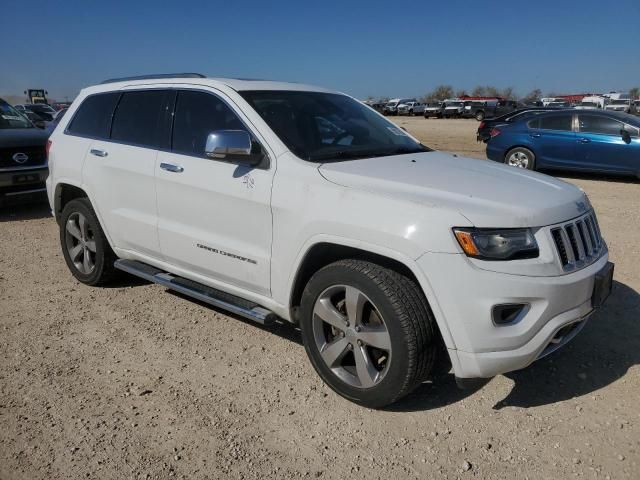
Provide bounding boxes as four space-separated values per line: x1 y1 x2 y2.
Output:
46 74 613 407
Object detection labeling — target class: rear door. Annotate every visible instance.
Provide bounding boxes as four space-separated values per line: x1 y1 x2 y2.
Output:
155 88 274 296
81 89 174 258
575 113 639 174
527 113 576 167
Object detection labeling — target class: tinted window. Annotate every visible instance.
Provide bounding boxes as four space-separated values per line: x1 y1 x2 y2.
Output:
241 90 427 161
624 124 639 137
67 93 120 138
578 115 624 136
172 90 246 157
538 114 573 131
111 90 174 149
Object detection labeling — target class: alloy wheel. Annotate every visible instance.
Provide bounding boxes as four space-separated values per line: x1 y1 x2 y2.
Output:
507 151 530 168
65 212 97 274
312 285 392 388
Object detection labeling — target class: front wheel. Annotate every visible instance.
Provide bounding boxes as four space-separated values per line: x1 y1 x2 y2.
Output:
505 147 536 170
475 111 485 121
299 260 437 408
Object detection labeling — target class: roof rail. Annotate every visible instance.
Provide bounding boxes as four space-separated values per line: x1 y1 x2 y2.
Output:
100 73 206 84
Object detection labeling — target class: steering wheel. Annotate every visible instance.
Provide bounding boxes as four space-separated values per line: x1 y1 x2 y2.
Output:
331 131 352 145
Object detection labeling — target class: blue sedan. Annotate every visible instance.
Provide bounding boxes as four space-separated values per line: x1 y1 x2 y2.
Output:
486 110 640 179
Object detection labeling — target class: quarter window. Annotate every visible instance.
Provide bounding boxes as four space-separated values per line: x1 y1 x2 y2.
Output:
578 115 624 136
172 90 247 157
67 92 120 139
111 90 174 149
538 114 573 131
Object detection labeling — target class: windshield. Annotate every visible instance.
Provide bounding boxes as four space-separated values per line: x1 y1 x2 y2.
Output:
240 91 429 162
0 101 33 129
446 102 463 107
610 99 629 105
29 104 56 113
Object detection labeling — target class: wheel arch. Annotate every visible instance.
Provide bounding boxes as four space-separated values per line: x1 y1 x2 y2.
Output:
504 144 537 162
287 241 456 349
54 182 116 250
54 182 88 222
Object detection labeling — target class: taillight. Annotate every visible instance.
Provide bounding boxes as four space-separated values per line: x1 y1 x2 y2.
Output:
478 121 485 129
46 139 52 159
490 128 501 138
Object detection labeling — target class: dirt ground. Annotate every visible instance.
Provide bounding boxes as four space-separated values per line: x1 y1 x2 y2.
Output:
1 118 638 480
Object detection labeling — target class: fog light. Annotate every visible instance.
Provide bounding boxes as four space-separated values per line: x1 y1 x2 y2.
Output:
492 303 528 325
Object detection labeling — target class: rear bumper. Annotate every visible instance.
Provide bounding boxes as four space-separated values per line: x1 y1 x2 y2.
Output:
485 143 504 162
417 251 610 379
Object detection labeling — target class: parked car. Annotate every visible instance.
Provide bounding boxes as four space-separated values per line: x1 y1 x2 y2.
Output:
383 98 416 115
20 110 48 129
463 100 519 121
14 103 58 122
486 110 640 178
575 96 607 110
423 102 444 118
442 100 466 118
0 98 49 206
46 108 68 133
397 101 424 116
605 98 634 114
476 107 565 142
47 74 612 407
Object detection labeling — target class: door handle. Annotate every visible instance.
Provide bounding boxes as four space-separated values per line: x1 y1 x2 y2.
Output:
160 162 184 173
529 133 541 138
577 138 591 144
90 149 108 157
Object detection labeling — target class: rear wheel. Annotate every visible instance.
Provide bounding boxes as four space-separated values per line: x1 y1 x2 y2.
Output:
60 198 119 285
299 259 437 408
505 147 536 170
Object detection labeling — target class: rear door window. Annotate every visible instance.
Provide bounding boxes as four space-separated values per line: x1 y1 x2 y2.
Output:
578 115 624 136
67 92 120 139
172 90 247 157
111 90 175 149
537 114 573 131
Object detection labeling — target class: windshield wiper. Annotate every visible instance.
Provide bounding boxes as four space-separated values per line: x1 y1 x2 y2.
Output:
382 145 431 156
310 150 386 162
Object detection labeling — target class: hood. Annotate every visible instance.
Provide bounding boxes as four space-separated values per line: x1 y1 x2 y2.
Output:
318 151 588 228
0 127 49 148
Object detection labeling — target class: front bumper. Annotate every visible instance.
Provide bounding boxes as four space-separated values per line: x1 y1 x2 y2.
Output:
417 250 610 379
0 165 49 196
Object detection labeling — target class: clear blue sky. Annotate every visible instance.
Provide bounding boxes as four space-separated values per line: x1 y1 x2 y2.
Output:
2 0 639 101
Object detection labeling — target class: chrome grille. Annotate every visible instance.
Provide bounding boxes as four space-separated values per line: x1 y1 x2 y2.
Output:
551 212 603 270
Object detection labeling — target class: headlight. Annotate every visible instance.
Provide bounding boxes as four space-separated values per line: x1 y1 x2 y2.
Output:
453 228 539 260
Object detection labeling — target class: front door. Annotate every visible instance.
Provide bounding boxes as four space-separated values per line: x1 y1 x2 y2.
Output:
528 113 576 167
155 89 273 297
576 114 639 174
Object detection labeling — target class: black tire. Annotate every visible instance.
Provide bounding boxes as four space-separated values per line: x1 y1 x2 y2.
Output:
60 197 119 286
504 146 536 170
409 109 414 116
475 111 485 121
299 259 437 408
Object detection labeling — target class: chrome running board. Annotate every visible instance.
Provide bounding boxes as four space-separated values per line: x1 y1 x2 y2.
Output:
114 259 277 326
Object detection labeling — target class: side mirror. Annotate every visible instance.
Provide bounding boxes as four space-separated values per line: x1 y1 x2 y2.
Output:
621 129 632 144
205 130 261 165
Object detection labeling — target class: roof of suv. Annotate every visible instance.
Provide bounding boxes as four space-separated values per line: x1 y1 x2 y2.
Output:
86 75 334 95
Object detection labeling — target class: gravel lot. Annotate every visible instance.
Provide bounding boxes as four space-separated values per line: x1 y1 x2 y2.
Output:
1 118 638 479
